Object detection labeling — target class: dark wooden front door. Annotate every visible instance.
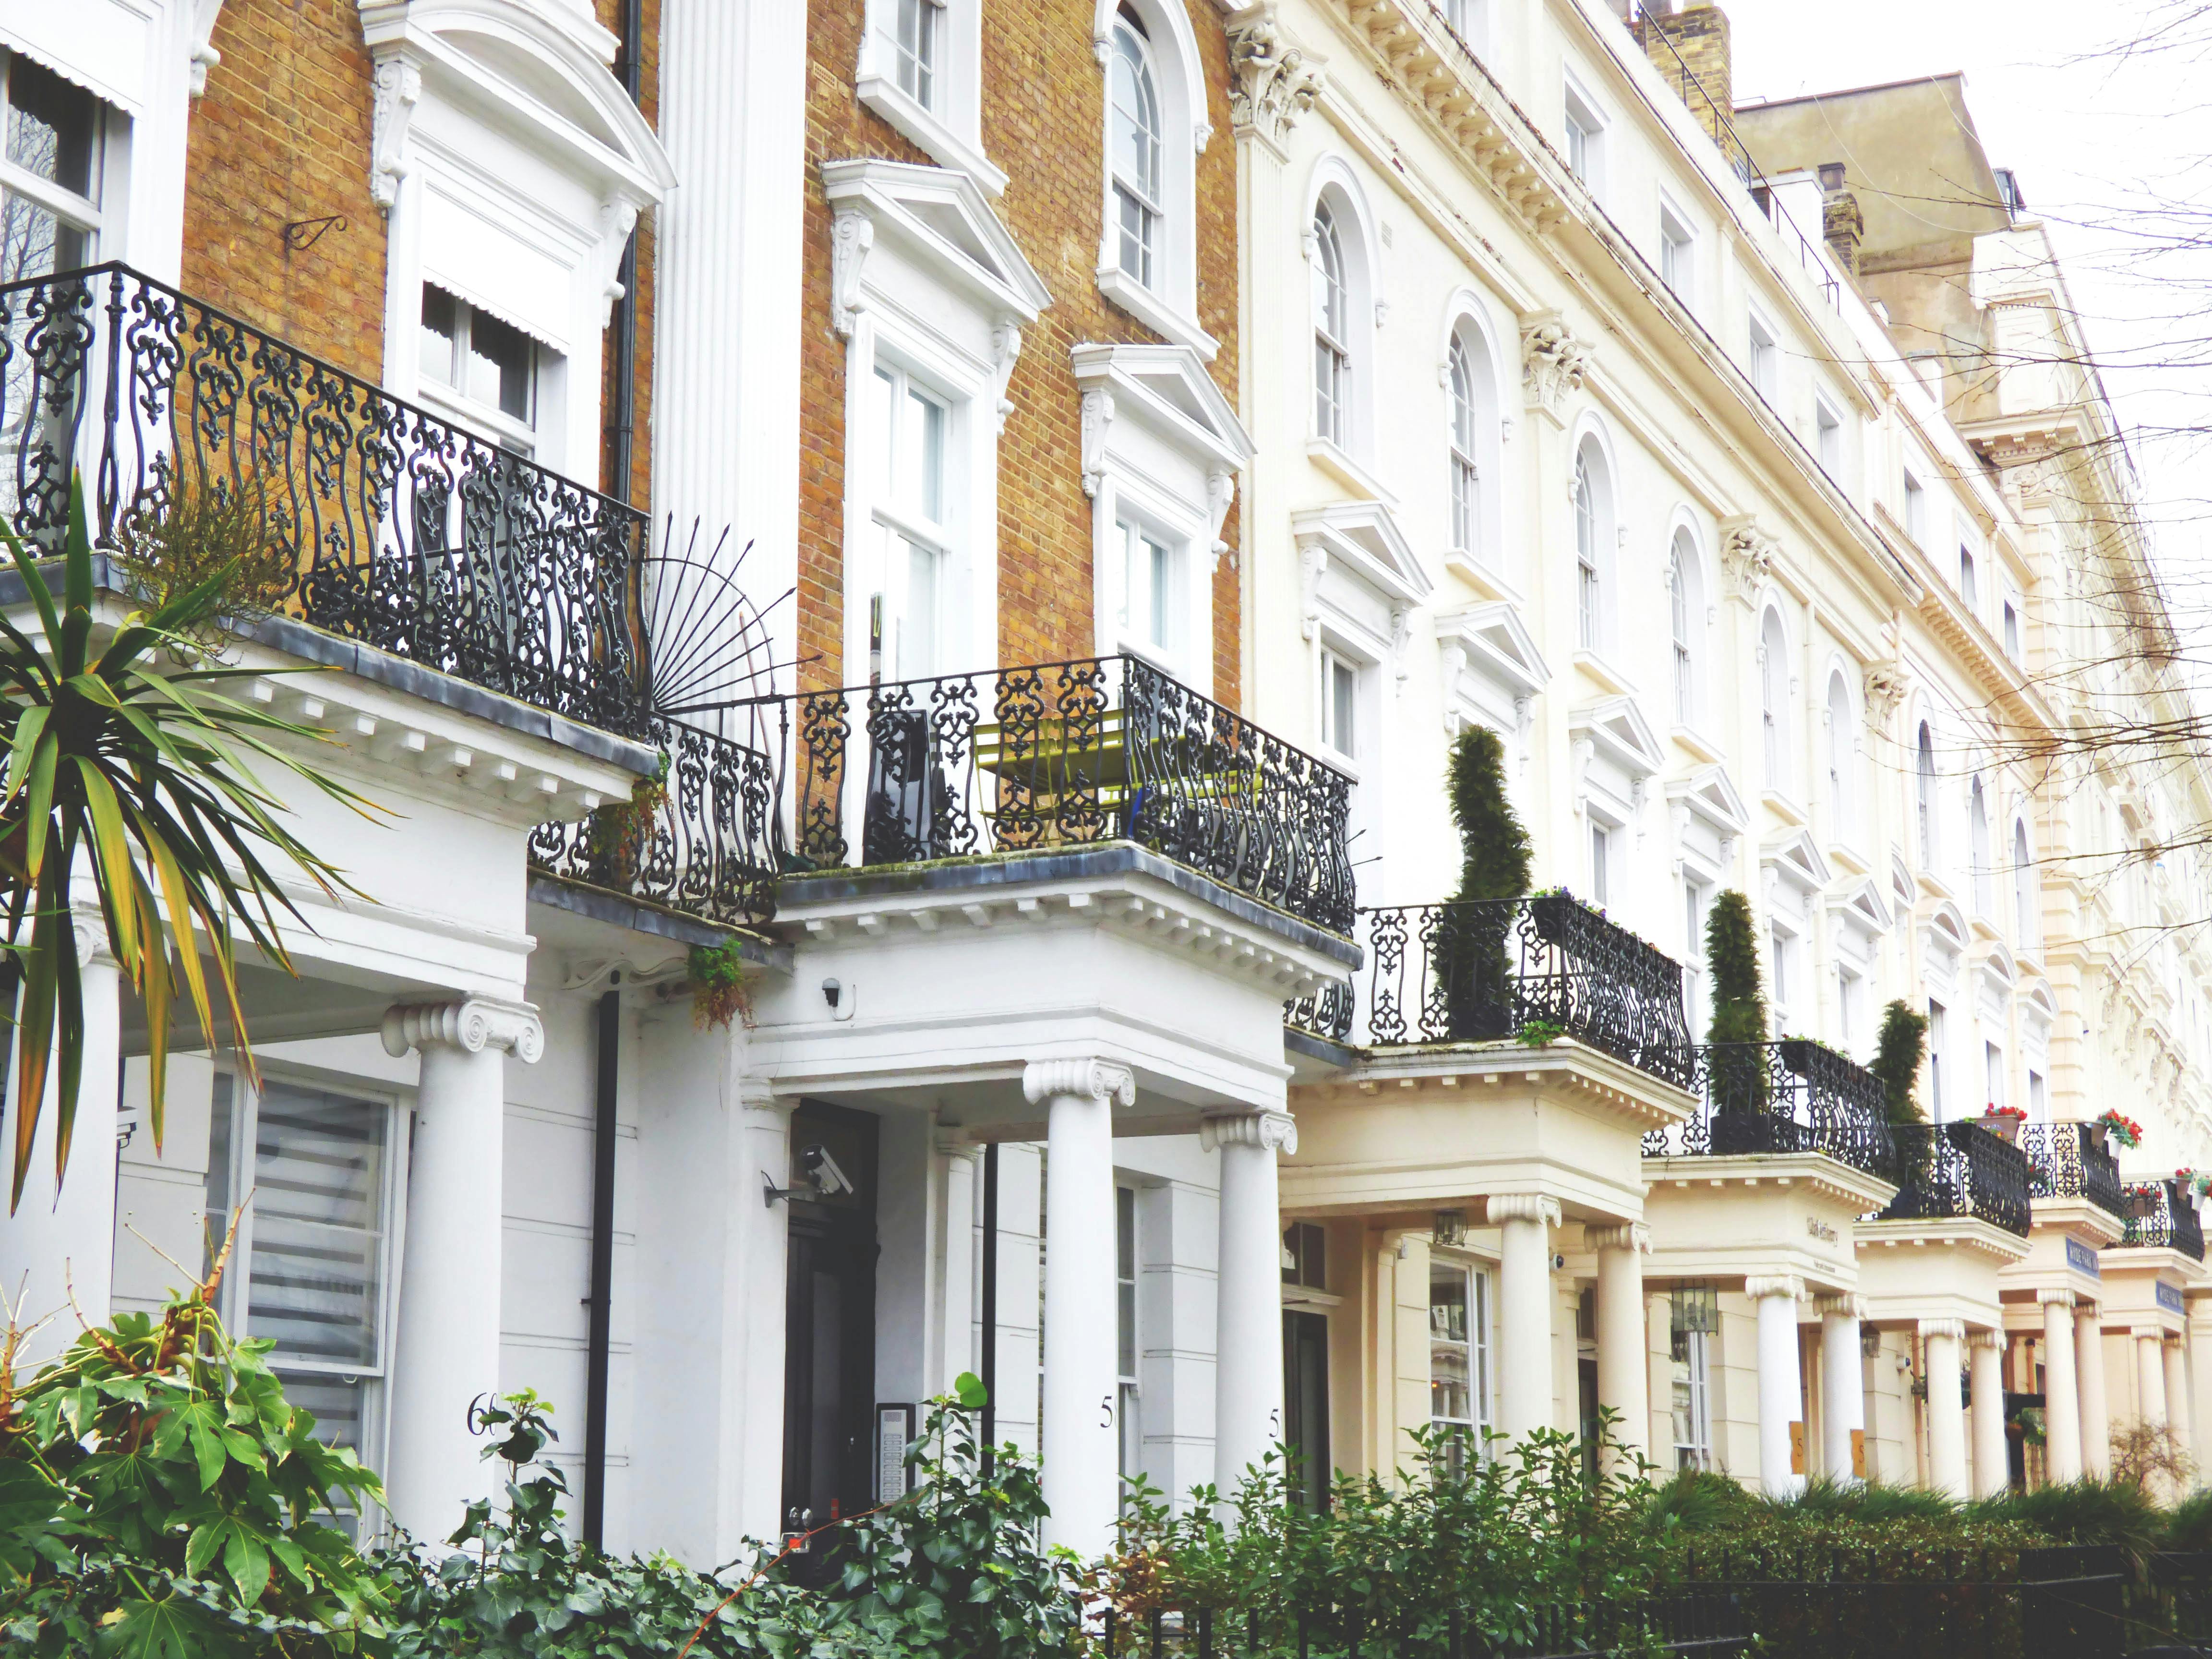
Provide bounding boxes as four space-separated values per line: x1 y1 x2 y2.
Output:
781 1104 878 1567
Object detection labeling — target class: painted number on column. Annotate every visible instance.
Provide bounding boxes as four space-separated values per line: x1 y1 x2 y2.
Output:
1101 1395 1115 1429
1269 1407 1281 1436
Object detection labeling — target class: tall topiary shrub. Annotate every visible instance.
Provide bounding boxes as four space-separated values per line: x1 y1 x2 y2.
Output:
1704 890 1767 1113
1871 998 1929 1126
1439 727 1532 1040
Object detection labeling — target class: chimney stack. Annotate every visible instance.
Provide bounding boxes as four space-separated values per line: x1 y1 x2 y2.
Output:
1818 162 1864 277
1633 3 1734 155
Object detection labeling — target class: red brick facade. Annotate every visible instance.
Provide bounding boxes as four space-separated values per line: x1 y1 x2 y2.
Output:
799 2 1243 706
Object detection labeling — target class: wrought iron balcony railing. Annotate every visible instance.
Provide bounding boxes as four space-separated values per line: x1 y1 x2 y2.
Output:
531 710 785 927
1879 1122 2033 1238
1640 1040 1894 1181
790 655 1355 933
0 263 646 735
1284 893 1696 1089
2117 1178 2207 1260
2018 1122 2127 1221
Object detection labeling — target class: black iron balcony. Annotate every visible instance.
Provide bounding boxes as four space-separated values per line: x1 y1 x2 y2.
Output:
1641 1040 1894 1181
2018 1122 2127 1222
530 709 785 927
2117 1178 2206 1260
789 655 1355 933
1878 1122 2032 1237
1285 893 1696 1089
0 263 646 735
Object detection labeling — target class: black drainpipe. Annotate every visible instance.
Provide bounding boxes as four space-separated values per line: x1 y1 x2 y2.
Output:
582 0 643 1554
979 1142 999 1476
582 977 622 1548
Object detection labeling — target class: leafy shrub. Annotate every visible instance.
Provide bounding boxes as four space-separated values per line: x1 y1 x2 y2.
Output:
1872 999 1930 1126
115 470 299 652
1437 726 1531 1042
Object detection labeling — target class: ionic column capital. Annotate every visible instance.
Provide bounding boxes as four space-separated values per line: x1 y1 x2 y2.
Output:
1969 1329 2006 1352
1586 1222 1651 1254
2038 1287 2078 1310
1918 1318 1969 1343
936 1133 982 1166
1745 1274 1806 1304
1816 1293 1868 1320
1200 1107 1298 1155
1488 1193 1563 1228
381 997 544 1063
1022 1057 1135 1109
2134 1324 2168 1343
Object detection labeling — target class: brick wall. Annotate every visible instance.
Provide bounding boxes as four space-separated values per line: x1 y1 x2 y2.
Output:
800 2 1242 707
596 0 659 516
1633 3 1733 157
181 0 387 383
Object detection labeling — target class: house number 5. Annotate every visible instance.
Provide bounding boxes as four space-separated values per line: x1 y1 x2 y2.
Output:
1100 1395 1115 1428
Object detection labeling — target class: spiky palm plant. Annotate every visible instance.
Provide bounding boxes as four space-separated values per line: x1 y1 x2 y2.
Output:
0 480 376 1210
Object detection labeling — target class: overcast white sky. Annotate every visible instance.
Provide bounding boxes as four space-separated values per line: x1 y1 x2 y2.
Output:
1722 0 2212 632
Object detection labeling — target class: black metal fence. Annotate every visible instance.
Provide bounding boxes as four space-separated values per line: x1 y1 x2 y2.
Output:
1879 1121 2034 1237
530 709 785 926
1641 1040 1893 1180
2017 1121 2127 1221
0 263 647 735
790 655 1355 932
1286 893 1695 1090
2118 1176 2207 1260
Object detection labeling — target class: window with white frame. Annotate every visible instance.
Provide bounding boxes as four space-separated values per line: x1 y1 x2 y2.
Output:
1815 397 1843 478
1107 11 1164 292
1959 542 1980 616
1826 672 1854 842
1770 925 1794 1020
1970 779 1993 919
1563 78 1604 194
1448 332 1480 557
2002 597 2021 660
1431 1258 1492 1466
0 53 101 283
890 0 947 109
1927 999 1948 1119
1319 645 1361 762
1670 545 1694 724
1683 879 1709 1036
1575 453 1600 650
1591 819 1613 908
1115 516 1179 662
1747 312 1778 401
1985 1040 2005 1114
1916 723 1937 867
1443 0 1488 48
1312 202 1352 448
2028 1068 2047 1120
866 361 953 682
1903 471 1926 545
1759 609 1788 793
1837 964 1865 1058
1670 1288 1716 1471
419 286 541 455
2014 819 2036 948
1659 204 1695 301
1116 1184 1142 1489
206 1073 397 1533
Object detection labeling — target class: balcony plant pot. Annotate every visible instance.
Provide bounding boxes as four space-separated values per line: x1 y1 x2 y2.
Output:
1978 1111 2020 1144
2085 1121 2111 1153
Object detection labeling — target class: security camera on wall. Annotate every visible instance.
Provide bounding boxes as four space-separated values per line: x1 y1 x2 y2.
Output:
798 1143 856 1199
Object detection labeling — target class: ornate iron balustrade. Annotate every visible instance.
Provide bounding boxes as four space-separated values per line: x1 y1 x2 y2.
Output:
2117 1178 2207 1261
1285 894 1696 1089
530 709 785 927
2019 1122 2127 1221
1641 1040 1894 1180
791 655 1355 932
0 263 646 735
1878 1122 2033 1238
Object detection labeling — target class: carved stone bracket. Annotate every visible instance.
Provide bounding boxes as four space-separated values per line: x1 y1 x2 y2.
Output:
1296 532 1327 641
991 321 1023 434
1206 465 1238 568
1719 515 1781 603
1520 311 1589 423
1080 390 1114 498
369 54 422 212
1226 7 1321 152
1862 659 1911 728
829 208 874 339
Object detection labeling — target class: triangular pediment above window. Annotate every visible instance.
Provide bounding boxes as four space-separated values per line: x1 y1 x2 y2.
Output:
1290 501 1434 608
822 158 1052 321
1827 874 1893 937
1664 764 1748 837
1435 601 1548 701
1761 826 1831 892
1070 343 1252 471
1569 696 1664 781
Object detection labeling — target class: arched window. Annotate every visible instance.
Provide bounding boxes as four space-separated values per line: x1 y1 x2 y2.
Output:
1448 332 1479 555
2014 818 2036 948
1970 779 1993 917
1826 671 1853 841
1312 202 1351 447
1107 10 1164 290
1575 453 1599 650
1759 608 1789 793
1669 548 1692 724
1916 722 1937 867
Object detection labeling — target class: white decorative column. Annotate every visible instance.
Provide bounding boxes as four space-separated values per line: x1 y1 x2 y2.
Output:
1489 1195 1561 1446
939 1138 980 1395
2077 1303 2112 1479
2041 1290 2083 1482
1588 1223 1651 1466
1969 1330 2008 1498
1025 1058 1132 1562
381 998 542 1546
0 919 122 1365
1746 1275 1806 1497
2165 1336 2192 1456
2137 1326 2170 1432
1817 1294 1866 1485
1920 1320 1968 1499
1202 1106 1298 1505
